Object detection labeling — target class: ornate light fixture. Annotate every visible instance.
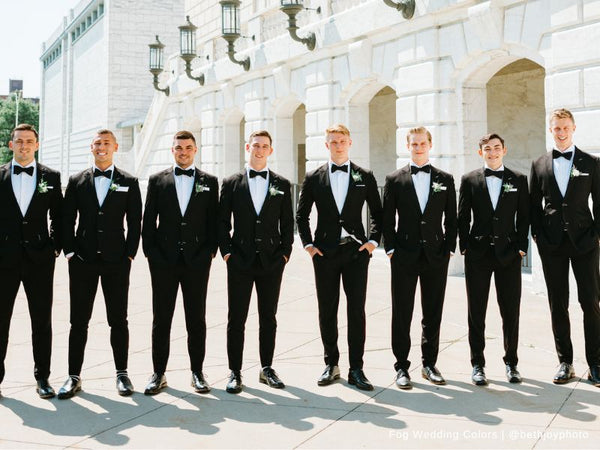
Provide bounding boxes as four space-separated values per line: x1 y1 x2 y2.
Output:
148 35 169 96
220 0 250 71
179 15 205 85
382 0 415 19
280 0 320 51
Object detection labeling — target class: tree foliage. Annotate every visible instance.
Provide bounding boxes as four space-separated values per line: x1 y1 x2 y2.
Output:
0 95 40 164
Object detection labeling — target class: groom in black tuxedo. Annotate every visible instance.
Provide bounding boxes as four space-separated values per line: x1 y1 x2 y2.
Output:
58 129 142 399
458 133 529 386
382 126 456 390
0 124 62 399
530 108 600 387
219 130 294 394
296 124 382 391
142 130 218 395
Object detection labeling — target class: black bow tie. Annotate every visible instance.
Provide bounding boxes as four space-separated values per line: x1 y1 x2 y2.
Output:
331 164 348 174
249 169 267 179
410 165 431 175
94 168 112 179
175 167 194 177
484 168 504 179
553 150 572 160
13 165 34 176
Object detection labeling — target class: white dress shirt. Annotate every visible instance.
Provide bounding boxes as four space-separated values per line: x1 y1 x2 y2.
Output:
329 161 351 240
484 164 504 210
11 159 37 217
410 162 431 213
94 164 114 207
174 165 195 216
246 165 269 215
553 144 575 197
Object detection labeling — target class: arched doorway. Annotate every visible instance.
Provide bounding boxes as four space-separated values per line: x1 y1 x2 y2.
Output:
222 110 245 177
293 104 306 184
369 86 397 185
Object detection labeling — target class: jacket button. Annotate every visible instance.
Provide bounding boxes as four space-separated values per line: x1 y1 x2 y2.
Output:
421 221 426 225
493 217 499 221
98 211 103 215
22 221 28 225
98 230 103 233
562 203 568 207
181 222 187 226
256 220 261 224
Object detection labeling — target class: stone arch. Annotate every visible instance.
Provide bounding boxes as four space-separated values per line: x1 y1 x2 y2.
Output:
272 96 306 182
221 108 245 177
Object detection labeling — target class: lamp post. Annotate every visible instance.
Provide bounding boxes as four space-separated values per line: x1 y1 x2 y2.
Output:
220 0 250 71
179 15 205 85
148 35 170 96
14 90 22 127
280 0 320 51
382 0 415 19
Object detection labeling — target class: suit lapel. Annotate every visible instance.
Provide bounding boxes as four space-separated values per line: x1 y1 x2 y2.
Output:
258 171 277 218
0 163 23 218
182 169 202 219
495 168 513 213
477 168 495 214
340 163 360 216
321 164 340 215
544 151 564 199
239 170 258 217
403 165 423 217
564 148 584 200
85 168 101 210
100 167 121 211
164 168 183 218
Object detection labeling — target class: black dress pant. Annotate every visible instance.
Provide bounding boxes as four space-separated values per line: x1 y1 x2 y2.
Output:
391 251 449 372
312 242 370 369
0 255 55 383
465 247 521 367
67 256 131 375
539 234 600 367
226 255 285 371
149 258 211 374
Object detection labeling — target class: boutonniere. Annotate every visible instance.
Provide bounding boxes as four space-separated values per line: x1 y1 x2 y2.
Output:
269 184 284 196
502 182 516 193
432 181 447 193
351 170 362 182
570 166 589 177
109 182 120 192
37 179 49 194
195 182 210 193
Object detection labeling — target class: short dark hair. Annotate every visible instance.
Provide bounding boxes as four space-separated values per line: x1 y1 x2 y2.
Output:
95 129 117 142
248 130 272 146
479 133 505 149
11 123 39 141
174 130 196 145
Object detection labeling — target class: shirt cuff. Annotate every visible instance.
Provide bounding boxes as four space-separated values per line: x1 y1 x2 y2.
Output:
367 240 378 248
304 244 314 249
386 249 394 255
65 252 74 259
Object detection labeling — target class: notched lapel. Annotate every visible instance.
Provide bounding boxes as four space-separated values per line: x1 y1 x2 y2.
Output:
477 169 495 214
239 170 257 216
402 165 422 216
321 164 339 214
2 163 23 217
564 150 586 200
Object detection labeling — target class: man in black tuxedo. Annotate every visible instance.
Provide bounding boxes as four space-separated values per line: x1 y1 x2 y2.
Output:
296 124 382 391
0 124 62 399
530 108 600 387
57 129 142 399
219 130 294 394
142 130 218 395
458 133 529 386
382 126 456 390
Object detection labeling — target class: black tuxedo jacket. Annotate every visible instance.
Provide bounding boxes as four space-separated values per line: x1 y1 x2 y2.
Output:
142 167 218 266
218 170 294 270
296 162 383 254
62 166 142 262
530 147 600 254
458 167 529 266
0 162 62 267
383 164 457 266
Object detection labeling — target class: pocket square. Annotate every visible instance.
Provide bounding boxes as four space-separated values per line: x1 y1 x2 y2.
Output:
355 184 365 187
46 186 54 190
508 188 518 192
116 186 129 192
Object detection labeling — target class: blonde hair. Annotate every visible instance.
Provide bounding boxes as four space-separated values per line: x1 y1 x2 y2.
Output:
325 124 351 137
406 126 432 144
549 108 575 125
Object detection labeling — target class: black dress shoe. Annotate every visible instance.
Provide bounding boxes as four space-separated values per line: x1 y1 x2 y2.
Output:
395 368 412 390
348 368 374 391
58 376 82 399
36 379 56 399
191 372 211 393
553 362 575 384
422 365 446 385
587 365 600 387
116 374 134 396
259 367 285 389
144 373 167 395
505 364 522 383
471 365 488 386
317 365 340 386
226 371 243 394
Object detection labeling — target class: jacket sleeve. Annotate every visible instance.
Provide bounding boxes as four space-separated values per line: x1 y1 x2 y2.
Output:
529 162 543 239
217 178 233 258
141 176 159 258
516 174 530 253
592 156 600 237
125 178 143 258
457 175 472 254
444 174 458 254
365 170 383 244
207 176 219 256
382 174 396 253
280 179 294 258
295 174 314 247
49 171 63 255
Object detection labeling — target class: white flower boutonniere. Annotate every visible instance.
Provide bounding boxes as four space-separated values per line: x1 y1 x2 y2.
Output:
570 166 589 178
195 182 210 193
502 183 515 193
432 181 447 193
110 182 120 192
37 179 49 194
351 170 362 182
269 184 284 196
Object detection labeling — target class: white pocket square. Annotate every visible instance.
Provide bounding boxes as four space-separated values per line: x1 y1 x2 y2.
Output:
116 186 129 192
46 186 54 190
508 188 518 192
356 184 365 187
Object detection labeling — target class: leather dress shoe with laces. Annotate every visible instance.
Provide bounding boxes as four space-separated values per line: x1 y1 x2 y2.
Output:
36 379 55 399
116 374 134 396
587 365 600 387
395 368 412 390
471 365 488 386
259 367 285 389
191 372 211 393
348 368 374 391
505 364 522 383
226 371 243 394
58 376 82 399
144 373 167 395
317 365 340 386
553 363 575 384
422 365 446 385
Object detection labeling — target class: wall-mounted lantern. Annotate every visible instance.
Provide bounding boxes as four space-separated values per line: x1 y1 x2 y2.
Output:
280 0 321 51
220 0 250 71
382 0 415 19
179 15 205 85
148 35 169 96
